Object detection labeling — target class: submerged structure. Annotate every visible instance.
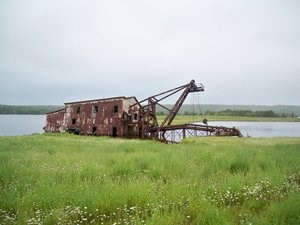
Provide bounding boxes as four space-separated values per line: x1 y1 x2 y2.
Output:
44 80 242 142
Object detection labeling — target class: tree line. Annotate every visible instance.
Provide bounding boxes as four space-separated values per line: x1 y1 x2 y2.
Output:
203 109 295 118
0 104 298 118
0 105 63 115
157 109 296 118
157 104 300 117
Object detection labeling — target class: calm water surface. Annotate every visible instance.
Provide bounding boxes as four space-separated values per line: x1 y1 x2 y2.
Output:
0 115 299 137
0 115 45 136
205 121 300 137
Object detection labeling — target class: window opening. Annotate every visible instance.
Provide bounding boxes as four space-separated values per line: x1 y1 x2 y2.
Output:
72 119 76 124
113 105 118 113
93 106 98 113
77 107 80 113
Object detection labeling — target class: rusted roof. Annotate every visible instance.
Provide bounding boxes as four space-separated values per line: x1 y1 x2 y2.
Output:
46 108 65 115
64 96 138 105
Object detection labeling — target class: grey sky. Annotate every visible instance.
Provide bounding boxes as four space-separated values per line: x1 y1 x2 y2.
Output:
0 0 299 105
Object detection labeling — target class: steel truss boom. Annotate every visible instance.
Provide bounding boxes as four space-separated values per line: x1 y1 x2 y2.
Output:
129 79 241 142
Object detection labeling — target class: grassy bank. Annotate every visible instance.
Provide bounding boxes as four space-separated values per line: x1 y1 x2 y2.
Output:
158 115 300 124
0 134 299 224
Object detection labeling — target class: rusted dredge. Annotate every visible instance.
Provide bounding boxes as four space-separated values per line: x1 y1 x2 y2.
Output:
44 80 242 142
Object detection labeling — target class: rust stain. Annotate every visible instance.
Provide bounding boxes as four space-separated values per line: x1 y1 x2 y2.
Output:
44 96 140 137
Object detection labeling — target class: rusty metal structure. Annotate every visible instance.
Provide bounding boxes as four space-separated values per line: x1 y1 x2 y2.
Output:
44 96 140 137
44 108 65 132
127 79 242 142
44 80 242 142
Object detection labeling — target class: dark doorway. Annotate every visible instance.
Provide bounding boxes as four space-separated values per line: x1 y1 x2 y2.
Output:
92 126 97 135
112 127 117 137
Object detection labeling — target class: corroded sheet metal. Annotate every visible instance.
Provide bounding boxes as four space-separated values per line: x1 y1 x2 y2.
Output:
44 108 65 132
45 96 140 137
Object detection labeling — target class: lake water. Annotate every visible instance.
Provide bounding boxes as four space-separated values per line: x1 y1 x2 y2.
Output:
0 115 46 136
0 115 299 137
205 121 300 137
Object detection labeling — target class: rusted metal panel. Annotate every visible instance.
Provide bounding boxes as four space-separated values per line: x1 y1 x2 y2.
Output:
44 108 65 132
45 96 140 137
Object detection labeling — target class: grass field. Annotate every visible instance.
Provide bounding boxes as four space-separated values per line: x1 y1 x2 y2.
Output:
0 134 299 224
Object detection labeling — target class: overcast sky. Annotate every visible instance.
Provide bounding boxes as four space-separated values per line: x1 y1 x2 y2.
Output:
0 0 299 105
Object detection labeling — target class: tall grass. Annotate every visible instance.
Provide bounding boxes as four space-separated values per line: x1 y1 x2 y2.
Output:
0 133 299 224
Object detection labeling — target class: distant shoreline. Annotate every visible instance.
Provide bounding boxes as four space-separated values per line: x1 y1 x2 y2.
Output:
1 104 300 118
0 114 299 123
158 115 300 123
0 105 63 115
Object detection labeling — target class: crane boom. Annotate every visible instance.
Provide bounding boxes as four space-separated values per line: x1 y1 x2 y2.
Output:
155 80 204 136
128 79 241 142
129 79 204 139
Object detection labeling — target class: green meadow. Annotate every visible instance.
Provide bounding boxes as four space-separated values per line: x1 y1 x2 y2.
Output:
0 134 299 224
